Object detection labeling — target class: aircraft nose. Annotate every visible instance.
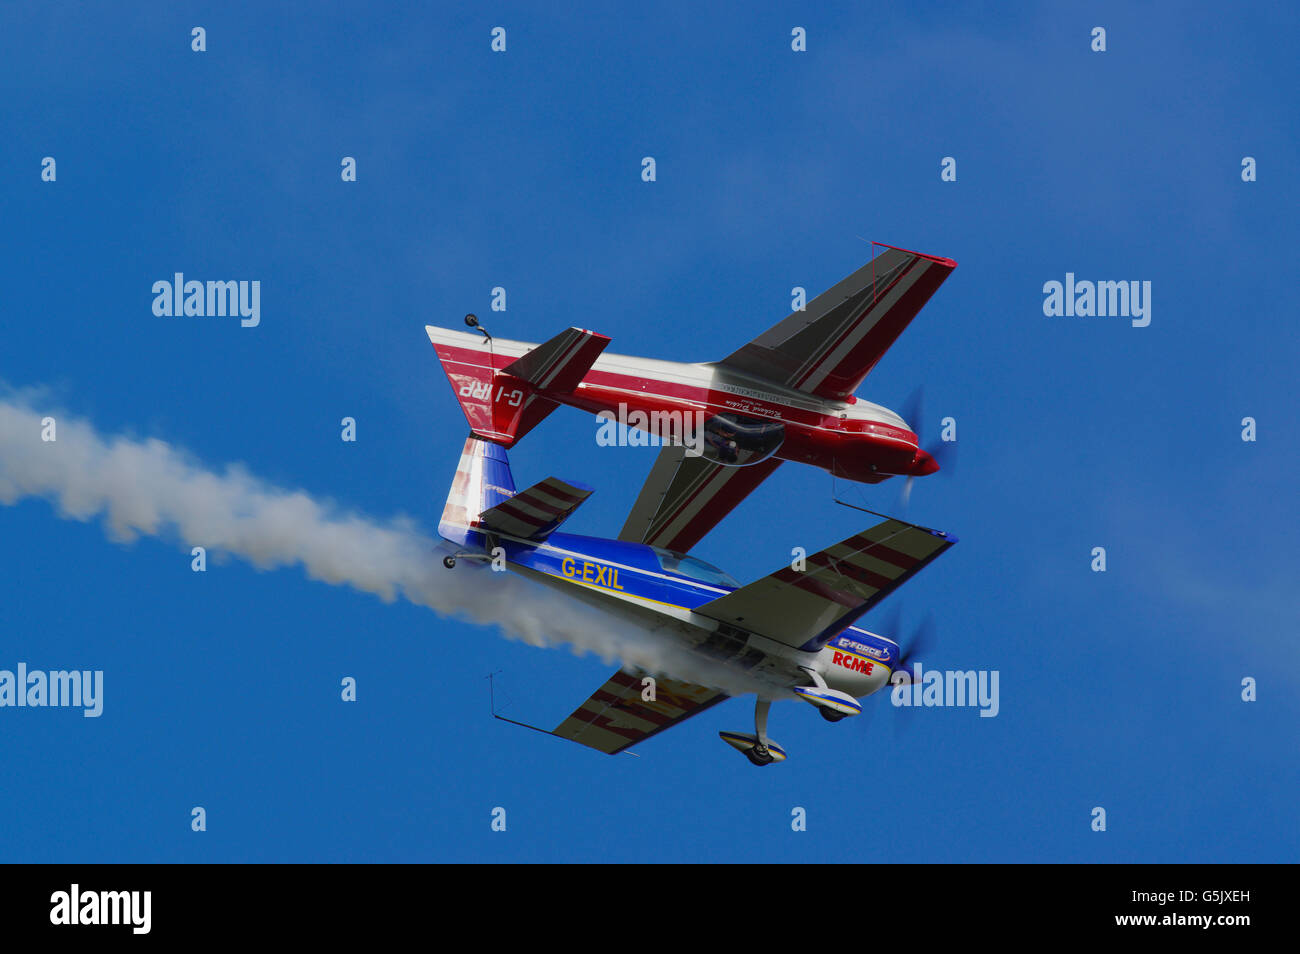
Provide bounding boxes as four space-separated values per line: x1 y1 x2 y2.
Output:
910 448 940 476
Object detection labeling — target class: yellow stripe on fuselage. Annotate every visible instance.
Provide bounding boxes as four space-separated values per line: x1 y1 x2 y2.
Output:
536 566 692 613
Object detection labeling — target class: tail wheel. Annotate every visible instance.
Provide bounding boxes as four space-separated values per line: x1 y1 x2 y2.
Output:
442 556 457 569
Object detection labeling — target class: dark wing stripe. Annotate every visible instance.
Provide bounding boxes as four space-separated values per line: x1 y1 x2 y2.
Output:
552 668 730 755
717 247 956 400
618 445 781 553
790 258 917 391
479 477 592 540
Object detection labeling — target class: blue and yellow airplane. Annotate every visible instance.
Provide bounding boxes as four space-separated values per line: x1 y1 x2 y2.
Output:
439 436 956 765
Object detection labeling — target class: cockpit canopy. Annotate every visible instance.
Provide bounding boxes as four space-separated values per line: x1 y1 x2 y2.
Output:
699 413 785 467
652 548 740 587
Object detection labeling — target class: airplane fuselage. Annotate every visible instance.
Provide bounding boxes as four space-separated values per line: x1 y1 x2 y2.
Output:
454 524 898 702
563 349 933 482
430 329 937 483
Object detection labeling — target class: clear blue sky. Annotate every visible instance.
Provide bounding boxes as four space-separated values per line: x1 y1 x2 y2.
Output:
1 1 1296 862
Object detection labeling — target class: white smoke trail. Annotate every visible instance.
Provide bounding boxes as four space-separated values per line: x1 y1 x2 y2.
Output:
0 391 763 697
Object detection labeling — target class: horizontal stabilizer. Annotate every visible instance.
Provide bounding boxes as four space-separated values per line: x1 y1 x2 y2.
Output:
479 476 593 541
501 326 609 394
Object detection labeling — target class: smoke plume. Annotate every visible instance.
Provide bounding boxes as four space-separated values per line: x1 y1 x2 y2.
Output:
0 391 762 697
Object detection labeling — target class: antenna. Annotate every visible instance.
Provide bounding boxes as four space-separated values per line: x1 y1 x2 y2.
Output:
486 671 556 738
464 312 493 344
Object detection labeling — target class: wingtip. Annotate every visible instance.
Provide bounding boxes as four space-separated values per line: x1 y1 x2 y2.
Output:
873 242 957 269
922 526 959 544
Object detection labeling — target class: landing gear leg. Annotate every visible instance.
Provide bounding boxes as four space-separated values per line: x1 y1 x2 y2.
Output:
799 665 828 689
746 699 775 766
754 698 771 747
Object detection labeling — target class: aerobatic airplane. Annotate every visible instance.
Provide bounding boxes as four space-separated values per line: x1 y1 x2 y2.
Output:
427 243 955 553
437 436 956 764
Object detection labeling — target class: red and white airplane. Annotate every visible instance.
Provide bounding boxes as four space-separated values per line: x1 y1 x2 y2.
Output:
426 243 956 553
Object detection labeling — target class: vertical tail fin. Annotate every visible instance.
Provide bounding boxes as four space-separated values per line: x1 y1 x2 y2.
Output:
439 436 517 546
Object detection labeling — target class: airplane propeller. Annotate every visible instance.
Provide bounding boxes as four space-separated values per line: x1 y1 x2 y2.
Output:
865 604 938 737
898 386 957 508
897 610 937 672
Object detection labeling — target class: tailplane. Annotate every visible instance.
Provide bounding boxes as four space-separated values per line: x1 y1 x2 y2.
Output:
426 325 609 447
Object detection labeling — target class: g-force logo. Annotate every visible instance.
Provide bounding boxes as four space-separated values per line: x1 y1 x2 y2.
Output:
832 651 874 675
838 638 887 660
561 558 626 591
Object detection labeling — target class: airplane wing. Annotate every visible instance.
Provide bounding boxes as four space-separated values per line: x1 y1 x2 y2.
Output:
617 445 781 552
552 668 729 754
717 245 956 401
693 516 957 653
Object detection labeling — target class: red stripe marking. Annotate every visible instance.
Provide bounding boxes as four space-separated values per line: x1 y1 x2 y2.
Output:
498 495 561 518
656 461 779 552
841 534 920 570
812 262 953 397
650 461 732 542
791 258 915 391
535 481 587 505
769 570 864 608
608 670 640 689
589 690 673 726
490 500 551 528
787 554 896 591
580 714 646 743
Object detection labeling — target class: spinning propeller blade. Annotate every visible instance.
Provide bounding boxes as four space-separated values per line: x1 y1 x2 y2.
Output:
897 386 957 509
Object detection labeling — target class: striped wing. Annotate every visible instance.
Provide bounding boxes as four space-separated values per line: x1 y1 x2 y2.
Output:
718 245 956 400
495 327 608 442
479 476 592 541
694 518 957 652
618 445 781 552
552 668 729 755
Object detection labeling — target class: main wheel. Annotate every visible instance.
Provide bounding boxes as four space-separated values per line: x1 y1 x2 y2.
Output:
442 556 457 569
819 707 847 723
746 745 775 767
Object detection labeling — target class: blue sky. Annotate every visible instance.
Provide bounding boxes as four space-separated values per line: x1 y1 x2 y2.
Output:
1 1 1296 862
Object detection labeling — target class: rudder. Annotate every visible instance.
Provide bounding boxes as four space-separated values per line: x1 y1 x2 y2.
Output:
439 436 517 546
